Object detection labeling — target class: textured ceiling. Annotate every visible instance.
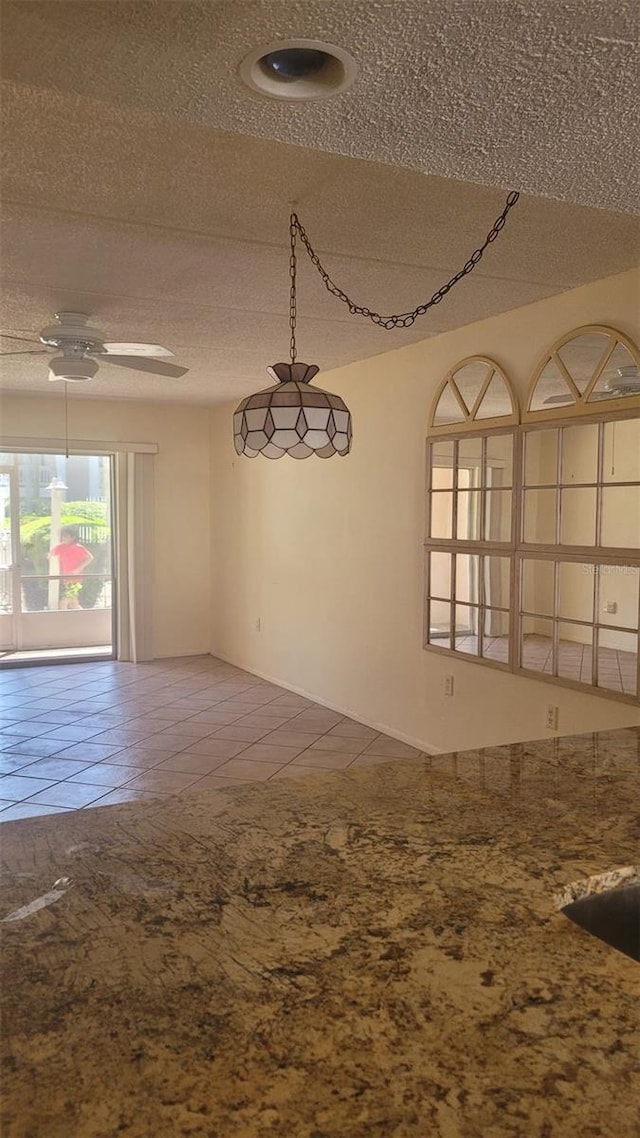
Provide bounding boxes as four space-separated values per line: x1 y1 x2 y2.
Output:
2 0 639 213
1 1 639 405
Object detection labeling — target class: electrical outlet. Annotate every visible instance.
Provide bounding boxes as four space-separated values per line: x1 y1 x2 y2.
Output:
603 601 618 615
545 704 558 730
255 618 261 632
443 674 454 697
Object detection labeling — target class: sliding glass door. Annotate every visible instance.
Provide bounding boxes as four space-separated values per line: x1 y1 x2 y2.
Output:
0 452 115 662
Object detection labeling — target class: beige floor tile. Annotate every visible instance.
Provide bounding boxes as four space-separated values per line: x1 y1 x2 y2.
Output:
291 714 344 731
65 763 139 787
53 742 125 762
0 802 71 821
209 724 271 743
183 774 247 792
40 725 106 743
239 743 305 763
292 750 355 770
0 655 407 812
234 713 293 728
23 782 110 809
124 770 202 793
90 788 167 808
326 720 379 739
0 773 57 800
3 738 68 758
183 710 243 726
16 757 94 781
211 758 283 781
109 747 174 767
85 728 152 745
153 722 215 739
140 732 199 751
308 735 365 754
0 755 40 775
148 705 198 720
154 752 231 775
179 738 249 759
260 729 324 747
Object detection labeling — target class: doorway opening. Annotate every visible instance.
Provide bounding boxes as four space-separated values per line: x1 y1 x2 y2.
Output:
0 452 115 665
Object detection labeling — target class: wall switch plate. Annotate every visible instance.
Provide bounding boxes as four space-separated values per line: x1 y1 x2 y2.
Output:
545 704 559 730
443 674 454 697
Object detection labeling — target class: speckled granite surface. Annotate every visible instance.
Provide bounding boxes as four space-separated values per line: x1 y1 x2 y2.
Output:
2 726 639 1138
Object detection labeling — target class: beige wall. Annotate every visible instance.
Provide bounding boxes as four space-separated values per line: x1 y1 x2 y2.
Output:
210 268 640 751
1 394 211 658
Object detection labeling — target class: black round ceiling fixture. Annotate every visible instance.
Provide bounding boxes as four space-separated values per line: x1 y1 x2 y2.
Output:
260 48 331 82
240 39 358 101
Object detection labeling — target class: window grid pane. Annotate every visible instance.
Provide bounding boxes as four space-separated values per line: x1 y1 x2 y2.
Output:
426 420 640 701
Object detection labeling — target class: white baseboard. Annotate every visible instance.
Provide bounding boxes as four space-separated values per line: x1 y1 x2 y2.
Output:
209 649 444 755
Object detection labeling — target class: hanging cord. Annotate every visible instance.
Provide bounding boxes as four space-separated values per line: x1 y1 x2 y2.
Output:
64 382 69 458
291 190 520 330
289 210 297 364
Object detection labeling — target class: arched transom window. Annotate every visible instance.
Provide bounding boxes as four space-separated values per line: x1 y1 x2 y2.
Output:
430 356 518 433
526 325 640 418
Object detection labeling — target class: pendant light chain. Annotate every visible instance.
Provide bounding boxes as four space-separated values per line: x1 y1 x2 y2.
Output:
290 190 520 331
289 213 298 364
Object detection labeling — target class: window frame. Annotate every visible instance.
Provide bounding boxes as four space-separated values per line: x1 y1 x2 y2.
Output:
425 409 640 705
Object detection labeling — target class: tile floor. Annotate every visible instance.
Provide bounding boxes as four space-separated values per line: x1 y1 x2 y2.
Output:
0 655 424 822
450 633 636 695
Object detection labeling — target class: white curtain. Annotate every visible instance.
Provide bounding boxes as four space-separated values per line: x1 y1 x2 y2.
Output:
115 451 154 662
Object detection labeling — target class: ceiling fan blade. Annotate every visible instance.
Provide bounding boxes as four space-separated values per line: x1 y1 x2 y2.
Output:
1 332 42 346
0 349 48 357
542 394 575 405
101 355 188 378
100 342 174 357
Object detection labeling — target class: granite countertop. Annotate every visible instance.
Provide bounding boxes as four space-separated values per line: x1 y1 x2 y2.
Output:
2 726 639 1138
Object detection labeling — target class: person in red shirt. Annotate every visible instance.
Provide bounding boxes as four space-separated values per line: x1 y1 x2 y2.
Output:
49 527 94 610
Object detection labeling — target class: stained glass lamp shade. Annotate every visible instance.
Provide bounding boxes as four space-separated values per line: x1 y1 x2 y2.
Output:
233 362 352 459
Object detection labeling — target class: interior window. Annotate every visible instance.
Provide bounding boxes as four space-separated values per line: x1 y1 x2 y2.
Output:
425 330 640 703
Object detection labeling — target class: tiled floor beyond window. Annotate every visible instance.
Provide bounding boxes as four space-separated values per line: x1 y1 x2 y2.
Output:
0 655 425 822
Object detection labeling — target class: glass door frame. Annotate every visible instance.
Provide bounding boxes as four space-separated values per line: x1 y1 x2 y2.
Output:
0 450 117 665
0 464 21 653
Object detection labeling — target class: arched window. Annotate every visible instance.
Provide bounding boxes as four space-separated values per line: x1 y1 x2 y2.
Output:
425 329 640 705
429 356 518 433
525 325 640 419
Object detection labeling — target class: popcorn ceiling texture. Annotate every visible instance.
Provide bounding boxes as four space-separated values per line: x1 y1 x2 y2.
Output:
1 0 639 214
1 1 639 403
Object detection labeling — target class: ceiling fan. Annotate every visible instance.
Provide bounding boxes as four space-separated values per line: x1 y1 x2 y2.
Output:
543 366 640 405
0 312 188 381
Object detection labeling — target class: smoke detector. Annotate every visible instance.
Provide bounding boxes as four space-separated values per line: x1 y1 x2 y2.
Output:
240 40 358 101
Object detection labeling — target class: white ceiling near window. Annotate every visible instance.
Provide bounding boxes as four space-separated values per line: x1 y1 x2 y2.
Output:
1 0 639 405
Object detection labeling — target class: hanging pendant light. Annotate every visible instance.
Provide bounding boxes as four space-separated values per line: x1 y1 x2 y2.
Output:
233 213 352 460
233 191 520 459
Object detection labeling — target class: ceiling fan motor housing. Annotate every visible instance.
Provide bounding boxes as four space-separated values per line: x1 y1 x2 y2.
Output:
39 311 106 353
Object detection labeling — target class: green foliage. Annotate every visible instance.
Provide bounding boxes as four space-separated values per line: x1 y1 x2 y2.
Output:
18 500 112 610
19 500 110 542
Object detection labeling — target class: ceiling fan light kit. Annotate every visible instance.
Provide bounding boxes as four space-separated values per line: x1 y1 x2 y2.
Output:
48 356 99 383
